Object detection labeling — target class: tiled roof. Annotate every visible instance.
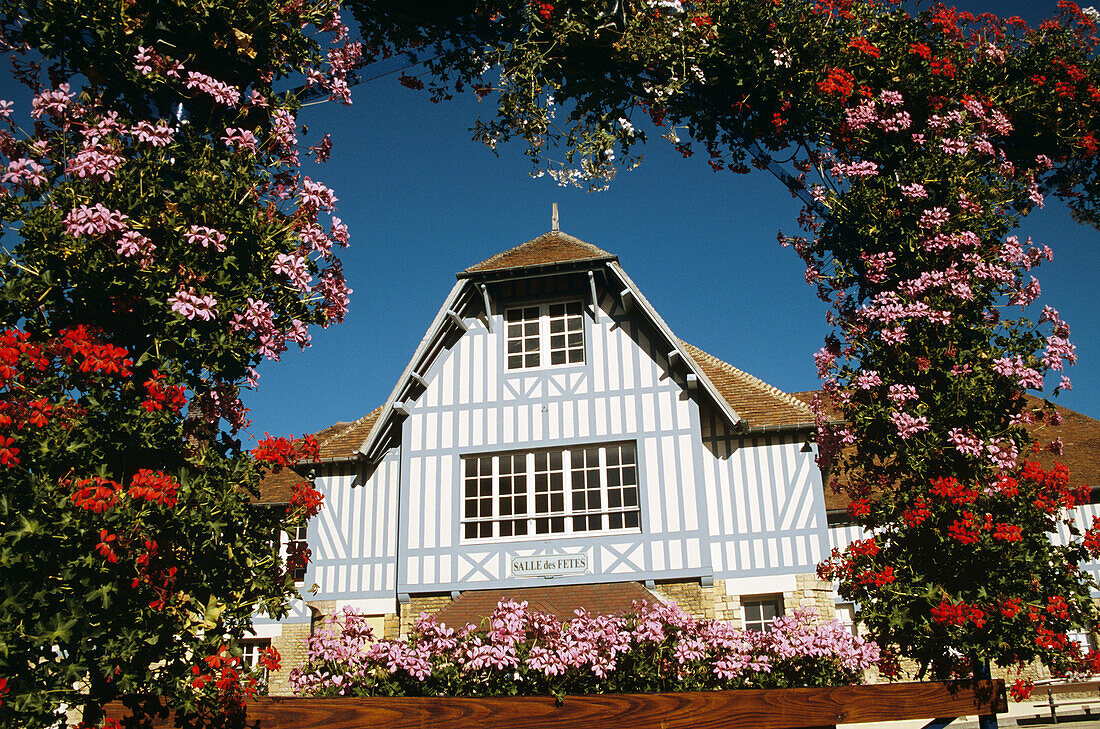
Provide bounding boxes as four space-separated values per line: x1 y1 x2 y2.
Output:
681 342 816 430
254 466 306 505
790 391 1100 512
432 582 656 629
461 230 617 275
1030 396 1100 489
316 406 384 461
255 410 382 503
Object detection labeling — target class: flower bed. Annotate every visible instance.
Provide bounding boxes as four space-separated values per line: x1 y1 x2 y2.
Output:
289 599 880 698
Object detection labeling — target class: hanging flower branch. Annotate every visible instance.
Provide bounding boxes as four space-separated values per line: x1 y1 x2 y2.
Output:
349 0 1100 682
0 0 369 725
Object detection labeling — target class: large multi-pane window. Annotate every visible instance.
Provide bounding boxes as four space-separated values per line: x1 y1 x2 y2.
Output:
462 443 639 540
505 301 585 369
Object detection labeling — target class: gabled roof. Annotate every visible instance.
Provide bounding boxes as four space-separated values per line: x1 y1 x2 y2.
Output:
432 582 655 629
682 342 815 430
459 230 617 277
315 229 818 465
316 407 383 462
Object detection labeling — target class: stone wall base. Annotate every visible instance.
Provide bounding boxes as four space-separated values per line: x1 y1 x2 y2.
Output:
400 593 455 637
267 621 311 697
651 573 835 629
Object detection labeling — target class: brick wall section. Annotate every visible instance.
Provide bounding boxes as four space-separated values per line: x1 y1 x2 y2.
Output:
711 580 741 622
268 622 311 696
400 594 454 637
652 574 833 628
785 574 837 620
383 611 401 639
651 579 738 622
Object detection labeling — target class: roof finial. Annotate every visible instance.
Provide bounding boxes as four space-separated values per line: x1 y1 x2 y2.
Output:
551 202 559 231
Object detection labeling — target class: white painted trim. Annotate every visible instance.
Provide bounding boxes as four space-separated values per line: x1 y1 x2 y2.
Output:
447 310 469 332
247 623 284 639
588 270 601 323
479 284 493 332
330 597 396 615
721 573 798 596
605 262 743 429
358 280 470 460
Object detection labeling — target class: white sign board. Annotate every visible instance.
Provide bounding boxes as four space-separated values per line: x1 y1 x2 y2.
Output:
510 553 589 579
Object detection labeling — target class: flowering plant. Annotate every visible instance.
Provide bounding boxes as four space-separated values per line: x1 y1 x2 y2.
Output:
290 599 878 698
0 0 364 726
351 0 1100 680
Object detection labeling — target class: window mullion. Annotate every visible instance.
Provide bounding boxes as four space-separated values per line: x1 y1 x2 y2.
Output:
492 454 500 539
563 447 573 535
528 450 536 536
599 446 609 531
539 302 550 366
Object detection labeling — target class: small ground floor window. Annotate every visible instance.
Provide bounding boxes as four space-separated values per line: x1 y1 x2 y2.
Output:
240 638 272 688
742 595 783 632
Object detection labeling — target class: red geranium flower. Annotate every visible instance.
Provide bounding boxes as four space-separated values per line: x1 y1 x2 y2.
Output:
818 68 855 98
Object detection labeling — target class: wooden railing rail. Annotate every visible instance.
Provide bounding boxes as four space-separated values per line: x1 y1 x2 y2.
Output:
105 679 1007 729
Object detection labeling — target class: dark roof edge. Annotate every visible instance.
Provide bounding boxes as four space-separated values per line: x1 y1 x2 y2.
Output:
739 422 819 435
456 254 618 280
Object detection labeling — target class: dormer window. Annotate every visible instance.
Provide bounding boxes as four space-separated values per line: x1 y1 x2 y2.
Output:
505 301 585 369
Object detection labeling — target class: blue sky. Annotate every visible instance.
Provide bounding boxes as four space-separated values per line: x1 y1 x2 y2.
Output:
243 1 1100 442
0 2 1092 440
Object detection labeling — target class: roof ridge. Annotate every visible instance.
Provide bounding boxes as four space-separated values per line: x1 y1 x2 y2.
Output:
318 405 383 452
680 340 814 417
463 230 616 274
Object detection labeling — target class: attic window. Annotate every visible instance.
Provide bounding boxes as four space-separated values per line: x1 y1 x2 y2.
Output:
505 301 585 369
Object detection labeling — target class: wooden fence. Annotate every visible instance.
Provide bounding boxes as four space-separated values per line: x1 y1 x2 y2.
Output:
106 679 1007 729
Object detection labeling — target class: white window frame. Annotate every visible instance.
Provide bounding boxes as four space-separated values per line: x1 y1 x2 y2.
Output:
240 638 271 687
742 595 784 633
835 602 858 636
504 300 586 370
283 524 308 583
461 442 640 542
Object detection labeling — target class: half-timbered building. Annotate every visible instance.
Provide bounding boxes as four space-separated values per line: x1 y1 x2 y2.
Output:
251 224 841 692
253 224 1100 694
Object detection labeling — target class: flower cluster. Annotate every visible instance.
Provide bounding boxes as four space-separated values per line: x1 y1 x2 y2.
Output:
289 480 325 520
168 288 219 322
290 599 878 698
128 469 179 508
71 477 120 513
141 370 187 413
252 433 320 472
